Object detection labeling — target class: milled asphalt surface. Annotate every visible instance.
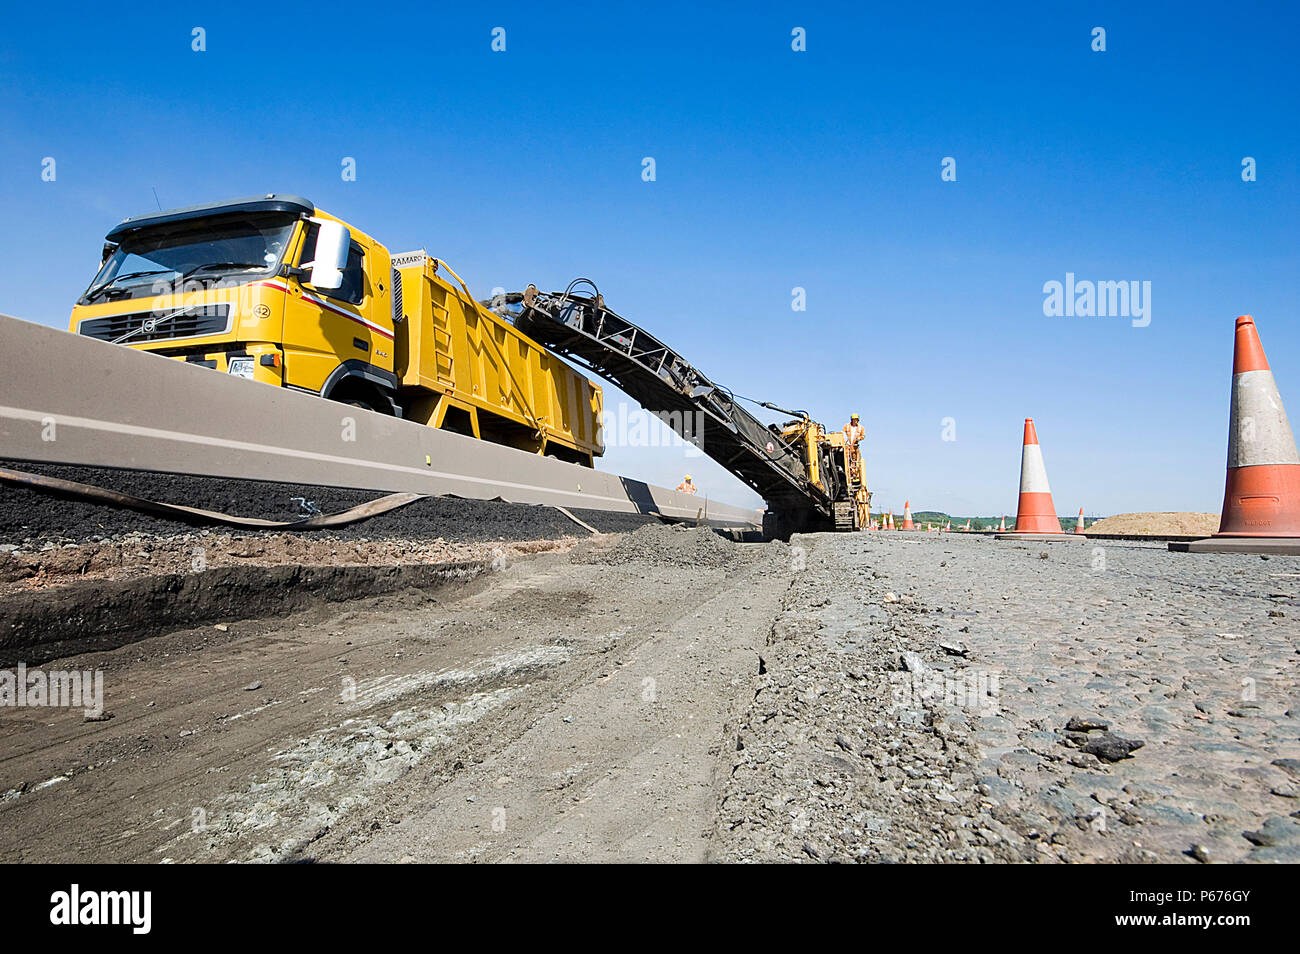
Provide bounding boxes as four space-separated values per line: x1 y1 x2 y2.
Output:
717 531 1300 863
2 523 1296 863
0 459 659 544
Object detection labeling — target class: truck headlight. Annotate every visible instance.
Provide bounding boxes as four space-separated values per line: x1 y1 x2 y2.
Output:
228 356 255 379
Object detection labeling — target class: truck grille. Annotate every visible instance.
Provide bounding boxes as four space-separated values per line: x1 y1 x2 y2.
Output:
79 304 231 343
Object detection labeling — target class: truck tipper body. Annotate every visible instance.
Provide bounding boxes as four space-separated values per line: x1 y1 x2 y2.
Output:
67 194 603 465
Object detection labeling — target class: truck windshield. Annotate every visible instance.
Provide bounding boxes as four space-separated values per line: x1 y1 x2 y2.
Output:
82 214 297 303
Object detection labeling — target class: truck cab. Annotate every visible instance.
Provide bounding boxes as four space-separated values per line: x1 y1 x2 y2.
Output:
68 193 605 466
68 193 401 414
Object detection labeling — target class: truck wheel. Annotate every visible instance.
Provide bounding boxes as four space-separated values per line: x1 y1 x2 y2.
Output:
329 386 391 414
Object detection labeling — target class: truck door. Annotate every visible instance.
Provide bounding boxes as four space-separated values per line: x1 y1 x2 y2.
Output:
283 222 394 394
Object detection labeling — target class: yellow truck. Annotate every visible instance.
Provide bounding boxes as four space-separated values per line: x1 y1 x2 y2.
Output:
68 194 603 465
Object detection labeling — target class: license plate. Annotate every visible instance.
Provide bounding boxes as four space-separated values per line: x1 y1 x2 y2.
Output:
227 356 255 379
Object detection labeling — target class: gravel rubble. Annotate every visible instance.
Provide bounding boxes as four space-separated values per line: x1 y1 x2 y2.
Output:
572 522 747 569
715 532 1300 863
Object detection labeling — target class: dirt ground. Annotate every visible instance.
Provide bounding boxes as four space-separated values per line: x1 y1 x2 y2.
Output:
2 524 1296 864
0 530 572 595
1086 512 1220 535
0 524 789 862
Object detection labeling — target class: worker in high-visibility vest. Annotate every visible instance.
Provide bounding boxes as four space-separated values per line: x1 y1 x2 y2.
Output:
843 414 865 466
677 475 697 495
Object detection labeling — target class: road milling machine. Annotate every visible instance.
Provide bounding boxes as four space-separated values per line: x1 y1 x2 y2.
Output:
502 280 870 539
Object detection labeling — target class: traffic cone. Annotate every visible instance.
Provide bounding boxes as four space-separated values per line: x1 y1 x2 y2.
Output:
962 519 971 531
901 501 914 530
998 515 1006 531
1009 418 1065 534
1215 315 1300 537
1075 508 1085 534
887 512 894 530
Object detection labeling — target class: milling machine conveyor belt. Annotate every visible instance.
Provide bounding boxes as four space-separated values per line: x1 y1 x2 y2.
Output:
509 282 831 515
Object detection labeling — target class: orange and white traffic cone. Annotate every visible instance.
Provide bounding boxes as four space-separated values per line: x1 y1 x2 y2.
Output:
1215 315 1300 538
887 512 894 530
1008 418 1065 535
901 501 915 530
998 515 1006 531
962 519 971 531
1074 508 1085 534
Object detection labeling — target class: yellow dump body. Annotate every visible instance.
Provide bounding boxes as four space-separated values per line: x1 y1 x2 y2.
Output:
393 253 604 465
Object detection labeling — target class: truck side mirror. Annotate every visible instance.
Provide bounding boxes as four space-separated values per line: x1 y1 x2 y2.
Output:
308 220 350 290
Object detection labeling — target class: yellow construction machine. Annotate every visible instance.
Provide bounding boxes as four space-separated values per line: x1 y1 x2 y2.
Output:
510 280 872 538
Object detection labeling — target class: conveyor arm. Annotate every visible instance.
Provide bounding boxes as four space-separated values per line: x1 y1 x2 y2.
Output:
505 282 833 516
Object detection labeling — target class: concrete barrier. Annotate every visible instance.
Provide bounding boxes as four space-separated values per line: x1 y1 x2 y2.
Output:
0 314 761 530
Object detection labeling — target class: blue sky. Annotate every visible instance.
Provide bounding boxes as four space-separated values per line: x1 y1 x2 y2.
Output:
2 1 1297 513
